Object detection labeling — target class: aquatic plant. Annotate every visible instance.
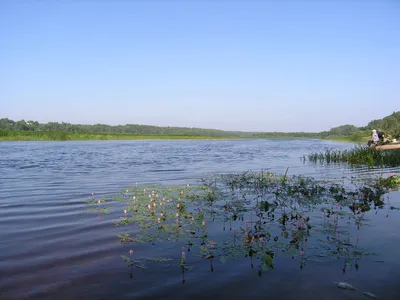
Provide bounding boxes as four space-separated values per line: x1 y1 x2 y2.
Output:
376 174 400 188
85 170 399 283
84 193 110 214
306 145 400 167
121 249 147 278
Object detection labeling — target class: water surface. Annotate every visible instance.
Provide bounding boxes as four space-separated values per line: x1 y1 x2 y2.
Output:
0 139 399 300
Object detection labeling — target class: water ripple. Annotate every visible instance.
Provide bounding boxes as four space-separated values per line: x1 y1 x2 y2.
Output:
0 139 399 300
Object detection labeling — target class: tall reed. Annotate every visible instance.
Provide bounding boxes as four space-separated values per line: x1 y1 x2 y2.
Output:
306 145 400 167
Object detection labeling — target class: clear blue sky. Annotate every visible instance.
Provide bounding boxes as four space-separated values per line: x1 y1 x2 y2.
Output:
1 1 399 132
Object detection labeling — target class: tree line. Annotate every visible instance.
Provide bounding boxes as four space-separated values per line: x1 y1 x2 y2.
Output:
1 111 399 138
0 118 247 137
253 111 400 139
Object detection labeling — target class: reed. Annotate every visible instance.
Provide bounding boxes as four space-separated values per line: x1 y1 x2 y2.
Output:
306 145 400 167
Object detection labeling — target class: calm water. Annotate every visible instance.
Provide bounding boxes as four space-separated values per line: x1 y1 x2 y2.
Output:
0 139 399 300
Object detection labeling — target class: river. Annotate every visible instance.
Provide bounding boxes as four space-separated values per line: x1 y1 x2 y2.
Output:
0 139 399 300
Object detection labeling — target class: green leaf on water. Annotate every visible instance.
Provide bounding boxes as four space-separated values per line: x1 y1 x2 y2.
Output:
121 255 132 263
183 264 193 271
262 253 274 269
249 248 257 257
85 208 110 214
117 232 134 244
135 263 148 269
147 257 174 262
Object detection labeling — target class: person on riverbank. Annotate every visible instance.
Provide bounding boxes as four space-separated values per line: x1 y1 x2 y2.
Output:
372 130 380 143
368 129 393 147
367 130 380 147
377 130 386 142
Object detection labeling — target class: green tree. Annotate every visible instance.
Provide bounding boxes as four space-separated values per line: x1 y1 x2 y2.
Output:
15 120 29 131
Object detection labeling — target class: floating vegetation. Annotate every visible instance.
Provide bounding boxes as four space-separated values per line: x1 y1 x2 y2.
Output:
85 170 400 283
84 193 112 214
117 233 134 244
306 145 400 167
146 257 174 262
121 250 148 278
85 207 110 214
377 174 400 188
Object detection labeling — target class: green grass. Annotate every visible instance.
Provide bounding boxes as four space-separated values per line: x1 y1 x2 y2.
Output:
0 130 247 141
320 132 370 143
0 129 371 142
0 128 366 142
306 145 400 167
320 136 357 142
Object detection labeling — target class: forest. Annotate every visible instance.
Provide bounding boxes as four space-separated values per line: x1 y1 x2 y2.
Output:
252 111 400 140
0 111 399 141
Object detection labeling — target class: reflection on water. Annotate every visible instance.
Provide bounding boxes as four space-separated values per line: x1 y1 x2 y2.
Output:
0 140 399 300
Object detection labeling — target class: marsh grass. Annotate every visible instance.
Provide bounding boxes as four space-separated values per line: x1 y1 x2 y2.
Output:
306 145 400 167
0 130 245 141
0 129 372 142
85 170 400 281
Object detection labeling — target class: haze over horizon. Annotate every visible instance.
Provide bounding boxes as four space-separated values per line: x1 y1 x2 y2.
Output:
1 1 399 132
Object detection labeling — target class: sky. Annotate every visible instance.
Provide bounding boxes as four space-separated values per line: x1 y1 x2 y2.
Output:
0 0 399 132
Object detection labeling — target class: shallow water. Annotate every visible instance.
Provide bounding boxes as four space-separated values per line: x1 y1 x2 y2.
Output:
0 139 399 300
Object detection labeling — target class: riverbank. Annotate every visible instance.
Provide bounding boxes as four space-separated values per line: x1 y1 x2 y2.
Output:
320 134 370 143
0 130 368 142
0 131 245 141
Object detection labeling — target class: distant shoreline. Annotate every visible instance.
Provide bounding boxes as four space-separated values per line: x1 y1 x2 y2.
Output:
0 131 245 141
0 131 362 142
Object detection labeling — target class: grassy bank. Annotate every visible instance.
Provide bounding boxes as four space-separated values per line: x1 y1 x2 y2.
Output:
306 145 400 167
0 130 376 142
0 130 372 142
320 132 370 143
0 130 246 141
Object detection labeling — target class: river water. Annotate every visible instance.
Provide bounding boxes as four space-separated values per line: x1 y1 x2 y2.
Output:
0 139 399 300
